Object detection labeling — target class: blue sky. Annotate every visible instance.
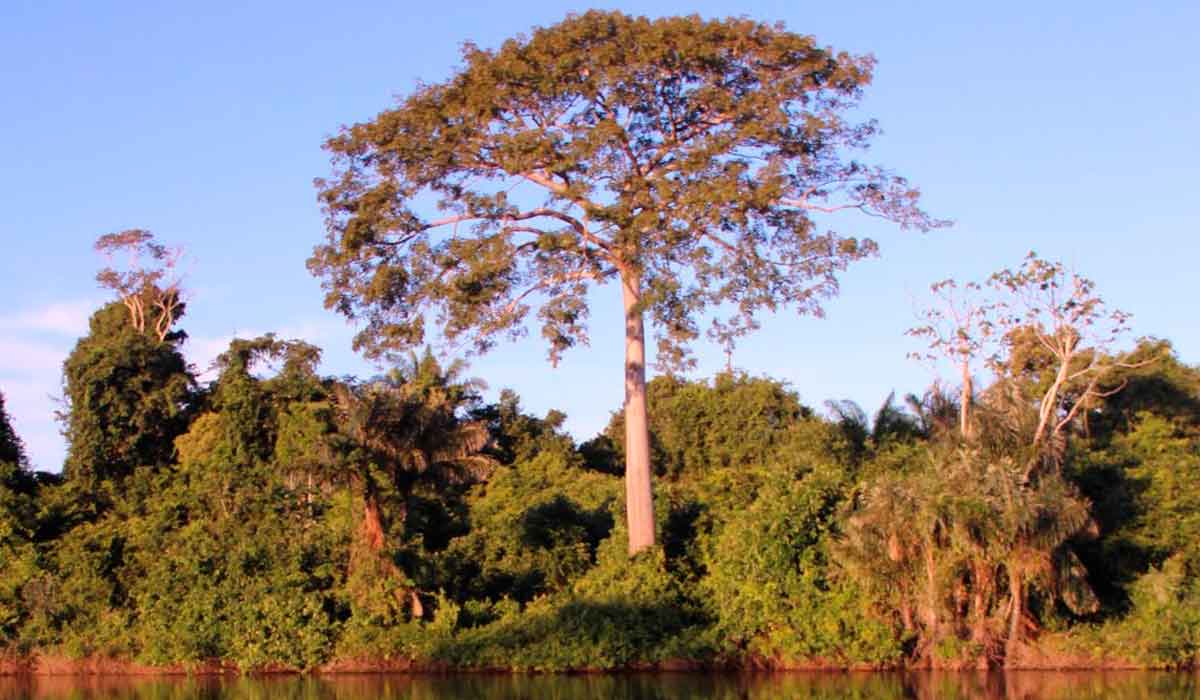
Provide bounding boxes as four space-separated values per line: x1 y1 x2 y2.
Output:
1 0 1197 471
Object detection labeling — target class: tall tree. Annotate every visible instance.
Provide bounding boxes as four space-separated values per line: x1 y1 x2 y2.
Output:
61 302 194 487
61 231 194 486
310 11 944 554
94 229 185 342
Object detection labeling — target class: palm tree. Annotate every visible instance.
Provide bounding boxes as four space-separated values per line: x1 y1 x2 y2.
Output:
872 391 923 445
824 393 922 457
333 351 494 618
836 431 1098 667
991 462 1096 664
903 386 960 440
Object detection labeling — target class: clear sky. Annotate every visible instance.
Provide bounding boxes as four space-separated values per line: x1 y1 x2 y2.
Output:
2 0 1197 471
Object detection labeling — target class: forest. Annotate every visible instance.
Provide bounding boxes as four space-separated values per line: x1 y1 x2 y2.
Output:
2 10 1198 674
1 246 1198 672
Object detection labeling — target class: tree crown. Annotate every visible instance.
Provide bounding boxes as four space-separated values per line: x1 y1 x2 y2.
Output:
312 10 944 368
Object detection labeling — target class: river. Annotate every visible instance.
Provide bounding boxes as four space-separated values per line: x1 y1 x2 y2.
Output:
0 671 1197 699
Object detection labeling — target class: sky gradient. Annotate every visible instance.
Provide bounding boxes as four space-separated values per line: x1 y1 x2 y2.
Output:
2 0 1197 471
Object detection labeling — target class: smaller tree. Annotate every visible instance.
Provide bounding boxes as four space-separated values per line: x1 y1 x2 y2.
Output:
907 279 994 438
330 352 495 619
94 229 185 342
987 254 1143 468
910 253 1149 471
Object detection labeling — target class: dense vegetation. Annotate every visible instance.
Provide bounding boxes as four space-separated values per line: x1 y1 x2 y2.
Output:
309 10 946 557
1 269 1198 671
2 9 1196 676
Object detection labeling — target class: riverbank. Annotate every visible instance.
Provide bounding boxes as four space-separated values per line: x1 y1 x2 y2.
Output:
0 643 1177 676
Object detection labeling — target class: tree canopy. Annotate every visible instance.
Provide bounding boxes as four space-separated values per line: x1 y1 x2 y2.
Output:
311 10 944 366
60 302 195 487
312 10 945 554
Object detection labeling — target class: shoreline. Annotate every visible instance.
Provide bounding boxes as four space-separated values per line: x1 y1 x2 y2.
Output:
0 654 1183 676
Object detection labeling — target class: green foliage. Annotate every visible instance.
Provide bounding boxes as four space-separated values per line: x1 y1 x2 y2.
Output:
837 433 1099 665
1116 556 1200 666
311 10 942 368
701 463 900 665
1113 415 1200 567
1074 555 1200 668
3 250 1197 673
433 546 707 671
1071 346 1200 606
60 302 195 487
599 373 813 481
0 452 39 644
0 391 28 469
471 389 574 465
438 450 618 605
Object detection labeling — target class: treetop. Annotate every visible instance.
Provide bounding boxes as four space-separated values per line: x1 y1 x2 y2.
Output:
312 10 946 368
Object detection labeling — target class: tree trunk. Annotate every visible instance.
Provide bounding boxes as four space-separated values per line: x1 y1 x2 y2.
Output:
350 475 388 575
960 359 974 439
922 540 941 656
621 272 656 555
900 599 915 634
1005 568 1024 667
970 558 992 647
361 494 386 551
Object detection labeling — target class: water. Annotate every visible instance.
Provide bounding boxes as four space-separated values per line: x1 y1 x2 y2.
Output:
0 672 1196 699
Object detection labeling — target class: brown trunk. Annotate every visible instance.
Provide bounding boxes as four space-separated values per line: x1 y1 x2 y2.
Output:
970 558 992 646
900 600 915 634
360 493 386 552
922 540 941 655
349 476 389 579
621 271 656 555
1005 568 1023 666
354 483 425 620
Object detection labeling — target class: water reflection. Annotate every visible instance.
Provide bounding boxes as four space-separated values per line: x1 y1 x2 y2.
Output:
0 671 1195 699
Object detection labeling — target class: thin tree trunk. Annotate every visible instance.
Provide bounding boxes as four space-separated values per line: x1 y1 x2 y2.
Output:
970 558 992 647
1032 355 1072 452
960 359 974 439
621 271 656 555
361 492 386 552
1005 568 1024 667
900 599 915 634
922 540 941 656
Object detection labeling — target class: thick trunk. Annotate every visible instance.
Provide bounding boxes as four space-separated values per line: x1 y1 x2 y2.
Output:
350 476 390 573
621 272 656 555
353 482 425 619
